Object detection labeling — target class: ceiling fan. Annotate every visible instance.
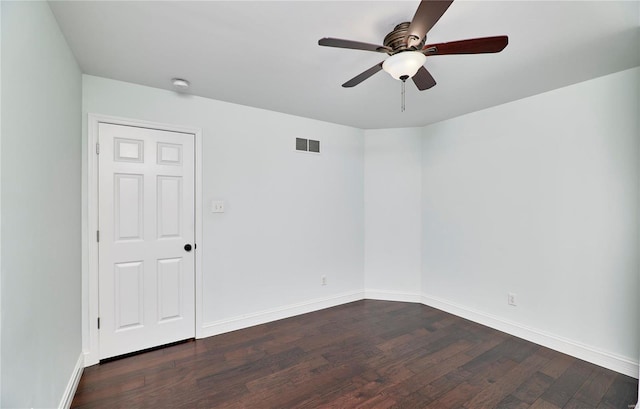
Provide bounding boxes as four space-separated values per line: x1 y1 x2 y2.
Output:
318 0 508 92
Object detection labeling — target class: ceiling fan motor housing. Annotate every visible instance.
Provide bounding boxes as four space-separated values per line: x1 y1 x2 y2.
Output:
383 22 426 54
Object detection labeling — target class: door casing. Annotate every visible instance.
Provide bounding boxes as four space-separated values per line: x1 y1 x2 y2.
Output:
85 113 203 366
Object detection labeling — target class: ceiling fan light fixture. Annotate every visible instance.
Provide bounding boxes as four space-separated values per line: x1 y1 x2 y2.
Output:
382 51 427 81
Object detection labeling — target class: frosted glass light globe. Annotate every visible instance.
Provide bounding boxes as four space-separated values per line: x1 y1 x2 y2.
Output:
382 51 427 80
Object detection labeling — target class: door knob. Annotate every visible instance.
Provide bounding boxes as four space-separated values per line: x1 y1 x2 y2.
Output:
184 244 192 252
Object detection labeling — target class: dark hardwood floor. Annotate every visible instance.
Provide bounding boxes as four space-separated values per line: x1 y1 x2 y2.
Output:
72 300 638 408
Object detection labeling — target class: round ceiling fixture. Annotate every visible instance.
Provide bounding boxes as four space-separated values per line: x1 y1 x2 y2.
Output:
171 78 190 91
382 51 427 81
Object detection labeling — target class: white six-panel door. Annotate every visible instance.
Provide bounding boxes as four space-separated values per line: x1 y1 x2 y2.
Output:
98 123 195 359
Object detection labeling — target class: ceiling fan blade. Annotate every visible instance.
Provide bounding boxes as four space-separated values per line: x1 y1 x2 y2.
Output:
319 38 392 53
342 62 384 88
422 36 509 55
412 66 437 90
406 0 454 48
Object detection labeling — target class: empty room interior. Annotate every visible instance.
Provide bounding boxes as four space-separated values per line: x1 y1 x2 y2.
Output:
2 0 640 408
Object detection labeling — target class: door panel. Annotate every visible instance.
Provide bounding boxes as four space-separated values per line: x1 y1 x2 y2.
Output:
157 176 182 238
115 174 144 240
157 258 183 322
98 123 195 359
114 261 144 331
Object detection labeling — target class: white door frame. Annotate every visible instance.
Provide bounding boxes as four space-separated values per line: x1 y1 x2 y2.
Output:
85 113 203 366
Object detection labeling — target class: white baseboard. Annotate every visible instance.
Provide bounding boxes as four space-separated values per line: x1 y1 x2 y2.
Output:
59 353 84 409
420 294 639 379
84 350 99 367
364 289 422 304
200 290 365 338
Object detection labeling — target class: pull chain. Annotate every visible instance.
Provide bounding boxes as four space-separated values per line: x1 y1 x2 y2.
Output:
400 75 409 112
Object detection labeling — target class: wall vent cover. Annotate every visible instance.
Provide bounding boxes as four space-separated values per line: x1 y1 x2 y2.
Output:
296 138 308 151
295 138 320 154
308 139 320 153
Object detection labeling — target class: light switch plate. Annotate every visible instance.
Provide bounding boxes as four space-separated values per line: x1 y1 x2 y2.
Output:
211 200 225 213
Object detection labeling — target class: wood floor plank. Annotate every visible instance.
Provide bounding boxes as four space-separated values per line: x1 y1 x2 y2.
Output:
529 398 562 409
599 373 639 409
425 381 481 409
463 352 550 409
71 300 638 408
539 352 574 379
416 367 472 403
511 371 554 404
563 397 596 409
573 369 617 404
495 394 529 409
539 359 597 407
71 375 145 408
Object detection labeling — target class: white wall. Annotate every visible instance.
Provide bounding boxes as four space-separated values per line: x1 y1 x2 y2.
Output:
0 1 3 399
364 128 422 300
1 2 82 407
82 75 364 346
421 67 640 372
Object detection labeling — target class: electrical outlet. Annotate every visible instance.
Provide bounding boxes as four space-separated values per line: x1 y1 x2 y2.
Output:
508 293 517 306
321 275 327 286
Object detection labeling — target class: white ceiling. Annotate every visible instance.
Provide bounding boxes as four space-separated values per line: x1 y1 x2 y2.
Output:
49 1 640 129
